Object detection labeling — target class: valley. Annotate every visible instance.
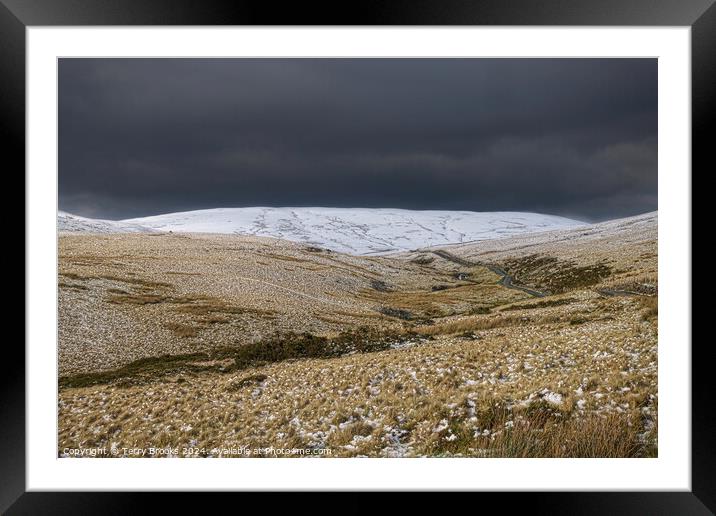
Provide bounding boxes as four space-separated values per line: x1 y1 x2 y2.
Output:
57 210 658 458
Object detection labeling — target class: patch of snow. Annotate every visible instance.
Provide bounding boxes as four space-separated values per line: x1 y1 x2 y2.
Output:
541 390 563 406
350 434 373 445
433 419 449 433
381 426 410 457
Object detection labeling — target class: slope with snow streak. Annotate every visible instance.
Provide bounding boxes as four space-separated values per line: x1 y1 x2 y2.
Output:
123 207 584 255
58 211 155 234
423 211 658 277
438 211 657 257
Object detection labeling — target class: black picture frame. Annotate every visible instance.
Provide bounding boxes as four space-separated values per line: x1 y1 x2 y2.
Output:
5 0 711 512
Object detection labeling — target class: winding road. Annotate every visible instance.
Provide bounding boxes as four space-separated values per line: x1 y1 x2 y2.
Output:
431 249 653 299
431 250 546 298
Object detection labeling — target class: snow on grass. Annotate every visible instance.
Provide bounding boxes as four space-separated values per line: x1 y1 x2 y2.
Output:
540 389 564 406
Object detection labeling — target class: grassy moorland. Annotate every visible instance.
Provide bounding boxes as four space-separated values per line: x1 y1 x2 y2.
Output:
58 213 657 457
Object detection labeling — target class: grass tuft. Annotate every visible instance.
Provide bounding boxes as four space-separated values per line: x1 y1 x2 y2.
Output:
226 373 268 391
378 306 414 320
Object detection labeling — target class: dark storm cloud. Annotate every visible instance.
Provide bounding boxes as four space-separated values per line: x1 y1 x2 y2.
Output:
59 58 657 221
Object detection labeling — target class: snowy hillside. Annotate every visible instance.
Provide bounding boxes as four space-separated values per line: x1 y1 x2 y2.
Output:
453 211 657 251
58 211 155 234
430 211 657 263
121 207 585 254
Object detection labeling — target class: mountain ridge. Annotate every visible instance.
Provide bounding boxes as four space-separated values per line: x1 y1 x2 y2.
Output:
120 207 585 254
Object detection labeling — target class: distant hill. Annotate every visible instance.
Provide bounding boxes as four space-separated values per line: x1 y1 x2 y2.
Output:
58 211 155 234
119 207 585 254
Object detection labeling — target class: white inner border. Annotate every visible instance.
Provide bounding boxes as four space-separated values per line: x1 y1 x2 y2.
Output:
27 27 691 491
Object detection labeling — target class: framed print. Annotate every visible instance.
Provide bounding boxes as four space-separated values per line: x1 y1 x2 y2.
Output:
6 0 712 512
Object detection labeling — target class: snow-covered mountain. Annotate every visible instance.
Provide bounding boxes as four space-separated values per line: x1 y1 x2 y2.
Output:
58 211 156 234
119 207 585 254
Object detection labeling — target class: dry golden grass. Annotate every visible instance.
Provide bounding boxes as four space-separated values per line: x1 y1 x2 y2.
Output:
57 232 524 375
58 219 657 458
600 273 659 296
58 291 657 457
637 296 658 321
163 322 199 338
471 411 649 458
416 313 531 335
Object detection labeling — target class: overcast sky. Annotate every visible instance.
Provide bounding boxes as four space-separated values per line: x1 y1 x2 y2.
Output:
59 58 657 221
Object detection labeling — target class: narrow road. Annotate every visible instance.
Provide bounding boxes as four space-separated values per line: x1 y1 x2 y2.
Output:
431 249 474 267
431 250 546 298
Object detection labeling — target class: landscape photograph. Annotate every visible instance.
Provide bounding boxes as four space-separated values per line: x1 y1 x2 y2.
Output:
58 58 657 458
